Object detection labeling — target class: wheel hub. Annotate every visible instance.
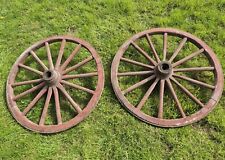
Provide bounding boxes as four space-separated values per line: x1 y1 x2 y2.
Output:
155 61 172 79
43 70 61 86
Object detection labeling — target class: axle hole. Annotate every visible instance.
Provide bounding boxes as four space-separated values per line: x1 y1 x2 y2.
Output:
45 71 52 78
162 63 169 70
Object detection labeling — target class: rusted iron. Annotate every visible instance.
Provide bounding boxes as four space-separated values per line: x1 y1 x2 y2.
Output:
111 28 224 127
6 35 104 133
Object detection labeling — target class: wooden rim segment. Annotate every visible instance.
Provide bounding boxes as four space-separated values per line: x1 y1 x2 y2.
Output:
111 28 224 127
6 35 104 133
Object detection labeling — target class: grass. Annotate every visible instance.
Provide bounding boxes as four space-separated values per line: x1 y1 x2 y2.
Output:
0 0 225 159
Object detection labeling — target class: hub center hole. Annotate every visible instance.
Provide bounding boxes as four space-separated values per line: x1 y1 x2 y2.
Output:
45 71 52 78
162 63 169 71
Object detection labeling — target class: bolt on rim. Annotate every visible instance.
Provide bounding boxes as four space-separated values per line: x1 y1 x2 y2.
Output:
6 35 104 133
111 28 224 127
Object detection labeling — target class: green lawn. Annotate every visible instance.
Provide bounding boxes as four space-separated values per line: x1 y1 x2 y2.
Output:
0 0 225 159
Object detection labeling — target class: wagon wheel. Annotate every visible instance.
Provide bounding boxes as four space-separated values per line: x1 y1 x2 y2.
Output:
111 28 224 127
6 36 104 133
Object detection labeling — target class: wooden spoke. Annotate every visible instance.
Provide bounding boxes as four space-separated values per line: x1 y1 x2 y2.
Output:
61 80 94 94
170 77 204 107
173 74 215 89
30 50 48 70
22 87 48 115
172 49 204 67
166 79 186 118
163 33 167 61
117 71 154 77
63 56 93 74
136 78 159 110
53 87 62 124
57 83 82 113
39 87 53 125
13 82 45 101
120 57 154 69
146 34 160 62
60 44 81 71
169 37 187 63
173 67 214 72
62 72 98 80
55 39 66 69
18 63 43 75
158 80 165 118
122 75 156 95
131 41 157 65
12 78 43 87
45 42 54 69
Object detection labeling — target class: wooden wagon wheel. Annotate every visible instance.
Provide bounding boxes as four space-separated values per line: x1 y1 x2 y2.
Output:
6 36 104 133
111 28 224 127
